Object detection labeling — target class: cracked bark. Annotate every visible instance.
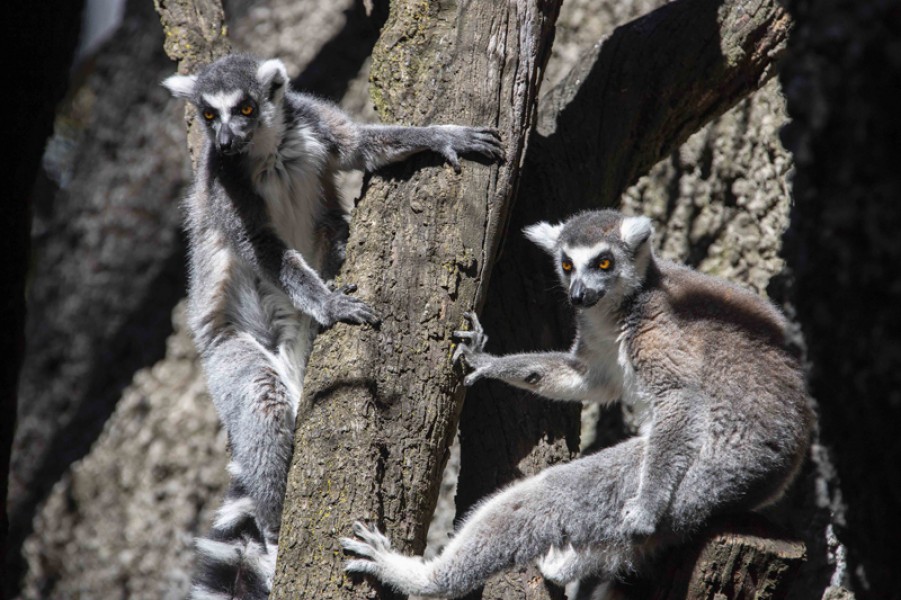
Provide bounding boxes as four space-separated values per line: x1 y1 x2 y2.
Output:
272 1 562 598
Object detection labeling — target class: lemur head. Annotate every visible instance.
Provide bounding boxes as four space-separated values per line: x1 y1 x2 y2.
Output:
524 210 654 310
163 54 288 156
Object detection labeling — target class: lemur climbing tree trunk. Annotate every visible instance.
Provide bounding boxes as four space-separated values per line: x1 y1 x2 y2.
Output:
271 1 562 598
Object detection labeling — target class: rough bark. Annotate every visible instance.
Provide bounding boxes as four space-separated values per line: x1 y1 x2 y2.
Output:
272 1 562 597
779 0 901 596
457 0 793 597
154 0 231 165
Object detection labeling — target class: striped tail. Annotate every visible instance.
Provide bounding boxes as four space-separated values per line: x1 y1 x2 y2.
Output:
189 471 278 599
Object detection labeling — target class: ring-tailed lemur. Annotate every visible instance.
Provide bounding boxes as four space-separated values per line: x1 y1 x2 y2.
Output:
162 53 504 599
341 209 812 597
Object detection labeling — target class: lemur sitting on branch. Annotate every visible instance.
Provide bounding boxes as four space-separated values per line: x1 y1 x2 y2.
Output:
342 209 812 598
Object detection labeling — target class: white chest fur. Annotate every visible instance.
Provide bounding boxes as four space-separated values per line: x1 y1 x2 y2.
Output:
577 312 625 405
250 122 329 268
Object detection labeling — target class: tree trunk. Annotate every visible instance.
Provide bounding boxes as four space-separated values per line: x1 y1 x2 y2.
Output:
780 0 901 596
458 0 792 597
272 1 562 597
154 0 231 163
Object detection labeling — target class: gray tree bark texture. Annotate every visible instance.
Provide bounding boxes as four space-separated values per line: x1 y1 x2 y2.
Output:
271 1 562 598
779 0 901 597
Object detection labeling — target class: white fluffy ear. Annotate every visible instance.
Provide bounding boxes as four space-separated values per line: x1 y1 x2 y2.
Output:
620 216 653 252
523 221 564 253
256 58 288 91
162 74 197 99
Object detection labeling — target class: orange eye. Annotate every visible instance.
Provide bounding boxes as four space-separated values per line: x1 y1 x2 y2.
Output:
598 258 612 270
202 109 215 121
240 104 254 116
561 260 573 272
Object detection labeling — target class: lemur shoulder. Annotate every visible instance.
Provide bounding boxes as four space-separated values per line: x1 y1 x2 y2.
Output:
342 209 813 598
163 53 504 599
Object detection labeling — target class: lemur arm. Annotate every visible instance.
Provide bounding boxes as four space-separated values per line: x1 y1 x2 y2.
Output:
453 312 617 403
210 158 378 327
621 388 697 536
302 97 505 172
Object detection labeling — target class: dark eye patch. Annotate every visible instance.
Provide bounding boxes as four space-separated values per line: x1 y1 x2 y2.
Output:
591 252 615 270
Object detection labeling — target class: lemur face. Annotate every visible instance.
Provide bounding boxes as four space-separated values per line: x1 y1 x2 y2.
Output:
163 55 288 156
524 210 653 309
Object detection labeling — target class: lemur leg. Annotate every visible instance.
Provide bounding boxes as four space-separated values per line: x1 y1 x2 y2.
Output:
536 545 618 586
204 333 301 537
453 312 605 402
621 389 699 537
342 439 646 597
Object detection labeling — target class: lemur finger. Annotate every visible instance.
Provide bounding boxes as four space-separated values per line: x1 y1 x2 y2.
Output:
463 369 485 387
452 343 469 365
340 537 378 559
464 311 486 336
453 330 479 340
473 130 504 147
470 141 506 161
340 283 358 294
443 149 463 173
345 558 380 575
351 521 393 550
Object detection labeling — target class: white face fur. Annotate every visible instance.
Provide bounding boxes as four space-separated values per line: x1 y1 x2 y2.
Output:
162 58 289 156
524 214 653 309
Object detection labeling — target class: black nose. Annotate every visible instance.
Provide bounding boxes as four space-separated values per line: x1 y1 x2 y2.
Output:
570 281 602 307
217 129 235 153
570 281 587 305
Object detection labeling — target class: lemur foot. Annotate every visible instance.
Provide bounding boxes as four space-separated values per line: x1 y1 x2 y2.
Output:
453 311 494 386
620 497 658 538
436 126 505 172
341 522 435 594
340 521 394 575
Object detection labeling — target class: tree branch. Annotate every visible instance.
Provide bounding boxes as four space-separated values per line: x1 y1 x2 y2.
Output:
153 0 231 164
272 1 562 598
608 515 807 599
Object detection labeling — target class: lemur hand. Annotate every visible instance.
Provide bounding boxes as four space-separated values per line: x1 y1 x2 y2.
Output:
453 311 494 386
433 126 505 173
321 284 380 328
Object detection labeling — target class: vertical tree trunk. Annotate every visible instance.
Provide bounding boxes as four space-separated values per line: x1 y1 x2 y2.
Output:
272 1 562 597
780 0 901 595
154 0 231 162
